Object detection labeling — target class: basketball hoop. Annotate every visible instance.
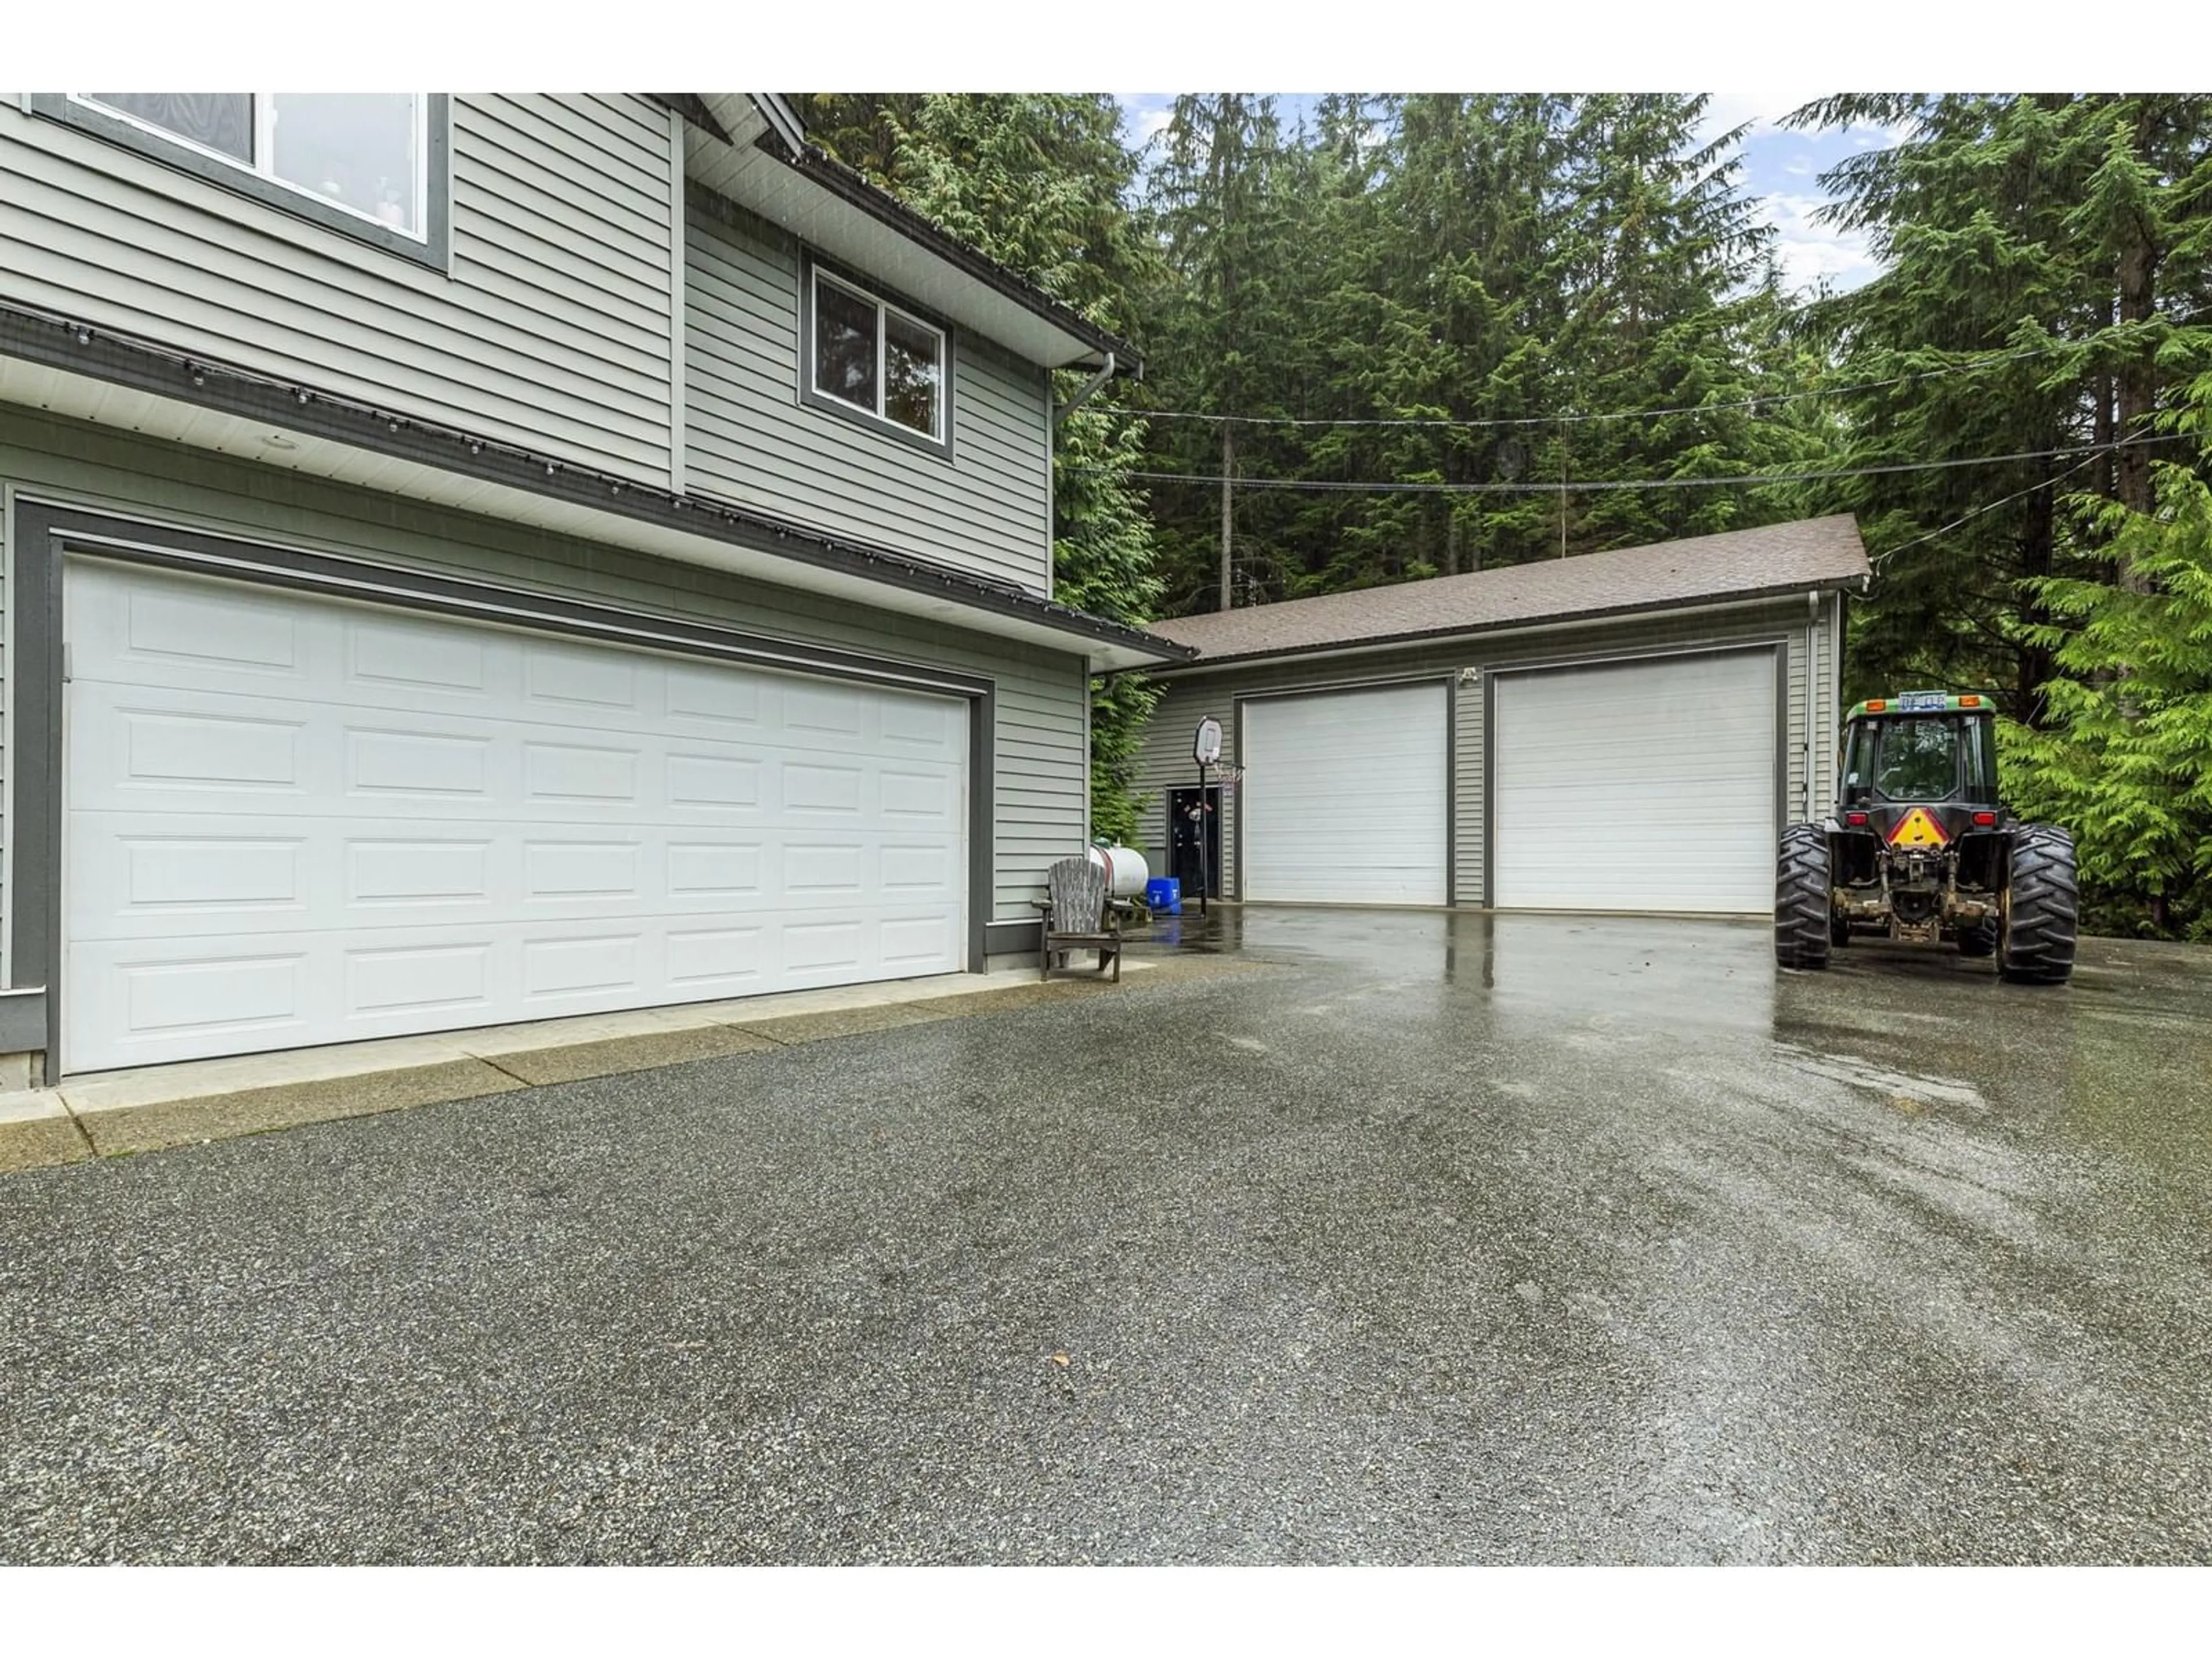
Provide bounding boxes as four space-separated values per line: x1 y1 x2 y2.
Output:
1190 715 1229 915
1213 763 1246 786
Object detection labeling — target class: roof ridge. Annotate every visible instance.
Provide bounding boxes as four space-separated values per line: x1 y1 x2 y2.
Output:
1189 513 1863 622
1142 515 1869 669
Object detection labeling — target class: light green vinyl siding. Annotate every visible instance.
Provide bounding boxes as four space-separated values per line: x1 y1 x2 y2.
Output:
683 192 1054 596
1134 599 1836 905
0 96 677 482
0 407 1086 978
0 488 9 985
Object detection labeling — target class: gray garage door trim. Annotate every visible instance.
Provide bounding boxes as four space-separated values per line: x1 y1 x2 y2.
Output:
9 500 1001 1072
1482 639 1789 910
1234 673 1456 906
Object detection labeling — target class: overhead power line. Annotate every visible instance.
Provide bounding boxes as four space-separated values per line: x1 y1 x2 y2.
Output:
1125 332 2153 431
1077 431 2188 496
1869 456 2104 569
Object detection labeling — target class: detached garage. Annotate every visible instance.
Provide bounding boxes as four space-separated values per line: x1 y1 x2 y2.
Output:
1132 517 1870 915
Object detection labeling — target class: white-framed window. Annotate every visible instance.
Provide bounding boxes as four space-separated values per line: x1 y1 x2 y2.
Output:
70 94 432 243
806 262 949 448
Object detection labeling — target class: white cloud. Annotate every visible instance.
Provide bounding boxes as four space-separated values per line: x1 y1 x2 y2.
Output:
1115 94 1175 147
1715 101 1903 294
1762 190 1883 293
1696 91 1825 148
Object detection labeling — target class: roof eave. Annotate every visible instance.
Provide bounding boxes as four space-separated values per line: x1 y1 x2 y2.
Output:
647 93 733 146
1128 575 1870 678
0 302 1191 673
719 93 1141 378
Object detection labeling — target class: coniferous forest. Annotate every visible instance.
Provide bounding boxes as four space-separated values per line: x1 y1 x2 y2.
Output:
792 94 2212 941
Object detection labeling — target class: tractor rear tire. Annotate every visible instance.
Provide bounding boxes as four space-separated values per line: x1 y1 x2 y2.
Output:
1999 824 2078 985
1957 919 1998 958
1775 823 1832 971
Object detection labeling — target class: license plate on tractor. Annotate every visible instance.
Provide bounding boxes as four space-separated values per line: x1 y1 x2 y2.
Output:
1897 691 1949 711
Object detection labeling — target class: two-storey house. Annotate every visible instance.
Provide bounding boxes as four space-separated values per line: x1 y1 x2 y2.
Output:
0 92 1188 1084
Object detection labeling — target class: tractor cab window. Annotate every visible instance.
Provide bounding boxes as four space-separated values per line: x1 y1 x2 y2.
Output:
1843 718 1952 801
1842 724 1874 802
1876 719 1958 799
1842 713 2001 806
1961 717 1999 802
1844 717 1964 802
1842 724 1876 803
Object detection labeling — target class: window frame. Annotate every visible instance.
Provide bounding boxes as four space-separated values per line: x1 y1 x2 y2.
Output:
32 93 452 271
798 253 955 457
1961 714 1999 802
1850 714 1968 805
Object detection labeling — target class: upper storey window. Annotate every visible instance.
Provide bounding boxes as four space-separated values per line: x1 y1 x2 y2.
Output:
79 94 426 236
41 94 448 266
805 258 950 452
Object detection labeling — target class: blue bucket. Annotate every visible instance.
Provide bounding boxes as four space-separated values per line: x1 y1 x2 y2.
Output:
1145 876 1182 916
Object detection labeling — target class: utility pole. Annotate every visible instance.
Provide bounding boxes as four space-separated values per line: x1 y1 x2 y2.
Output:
1219 422 1235 611
1558 418 1569 559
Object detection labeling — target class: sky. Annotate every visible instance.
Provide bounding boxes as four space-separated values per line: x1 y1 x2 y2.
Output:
1113 93 1897 295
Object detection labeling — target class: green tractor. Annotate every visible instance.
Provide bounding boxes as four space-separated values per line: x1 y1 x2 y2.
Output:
1774 691 2078 983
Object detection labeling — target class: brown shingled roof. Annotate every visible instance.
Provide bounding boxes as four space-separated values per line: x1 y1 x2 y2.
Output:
1145 514 1870 670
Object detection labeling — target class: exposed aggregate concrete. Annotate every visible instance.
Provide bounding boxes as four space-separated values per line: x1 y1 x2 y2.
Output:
1 911 2206 1563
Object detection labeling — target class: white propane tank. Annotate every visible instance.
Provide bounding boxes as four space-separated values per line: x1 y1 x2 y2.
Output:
1086 843 1150 899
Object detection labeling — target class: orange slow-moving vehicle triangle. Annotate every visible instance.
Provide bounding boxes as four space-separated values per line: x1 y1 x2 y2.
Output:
1888 807 1948 848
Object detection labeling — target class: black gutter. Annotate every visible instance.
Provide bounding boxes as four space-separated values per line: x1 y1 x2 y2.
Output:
748 92 810 159
748 113 1143 380
0 302 1193 665
1128 579 1870 677
647 94 733 146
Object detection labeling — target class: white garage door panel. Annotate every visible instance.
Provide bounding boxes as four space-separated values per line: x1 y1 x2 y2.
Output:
1241 682 1449 905
62 562 967 1072
1494 650 1776 913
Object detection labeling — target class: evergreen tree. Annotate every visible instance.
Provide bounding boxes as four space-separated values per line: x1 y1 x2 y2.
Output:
1546 96 1793 551
2002 379 2212 937
1137 94 1310 613
1788 95 2212 713
2061 99 2212 527
1319 94 1567 587
1138 94 1800 607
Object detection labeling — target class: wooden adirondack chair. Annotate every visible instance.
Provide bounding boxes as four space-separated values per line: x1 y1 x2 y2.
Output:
1036 855 1127 982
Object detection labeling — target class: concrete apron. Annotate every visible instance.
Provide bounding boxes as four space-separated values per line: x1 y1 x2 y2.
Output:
0 960 1168 1174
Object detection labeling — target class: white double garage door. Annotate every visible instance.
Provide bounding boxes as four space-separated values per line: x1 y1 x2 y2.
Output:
63 560 969 1073
1238 649 1779 913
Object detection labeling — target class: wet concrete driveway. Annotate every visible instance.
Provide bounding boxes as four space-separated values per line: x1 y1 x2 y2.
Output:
2 910 2209 1563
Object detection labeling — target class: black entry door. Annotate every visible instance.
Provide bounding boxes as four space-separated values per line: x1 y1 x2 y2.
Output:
1168 785 1222 898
